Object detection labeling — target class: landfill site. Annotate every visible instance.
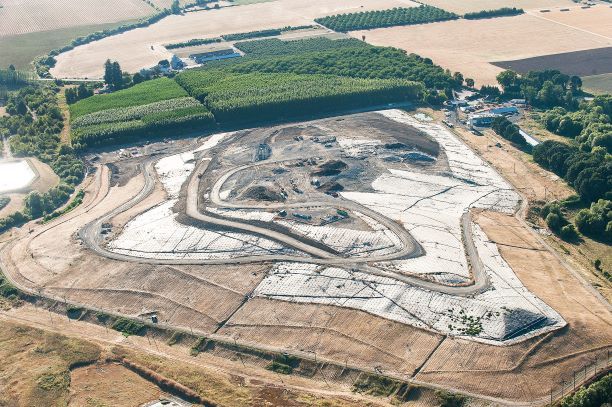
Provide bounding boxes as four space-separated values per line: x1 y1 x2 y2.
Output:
1 110 610 402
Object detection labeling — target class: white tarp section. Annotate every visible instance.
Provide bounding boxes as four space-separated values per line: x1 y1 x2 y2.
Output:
252 110 564 344
343 111 520 284
255 223 565 344
108 132 301 260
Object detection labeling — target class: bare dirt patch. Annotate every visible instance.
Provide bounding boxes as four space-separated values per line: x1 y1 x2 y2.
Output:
524 6 612 39
69 362 163 406
352 8 611 86
218 297 443 376
0 308 396 407
0 320 101 406
492 46 612 77
51 0 419 78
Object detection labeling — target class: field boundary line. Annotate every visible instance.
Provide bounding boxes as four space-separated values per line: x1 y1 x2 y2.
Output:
524 10 611 42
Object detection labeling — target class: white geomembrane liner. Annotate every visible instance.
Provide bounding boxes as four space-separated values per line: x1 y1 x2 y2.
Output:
253 110 565 344
341 111 520 283
255 223 565 344
108 201 300 259
109 132 301 260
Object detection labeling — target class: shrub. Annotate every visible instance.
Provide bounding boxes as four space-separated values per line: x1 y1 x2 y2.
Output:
560 374 611 407
111 318 146 336
464 7 523 19
575 199 611 242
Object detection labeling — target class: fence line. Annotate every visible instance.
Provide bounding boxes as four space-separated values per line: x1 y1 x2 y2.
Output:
549 348 610 405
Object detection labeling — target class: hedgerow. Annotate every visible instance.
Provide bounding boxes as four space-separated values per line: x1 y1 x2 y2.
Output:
464 7 523 19
234 37 369 57
315 6 458 32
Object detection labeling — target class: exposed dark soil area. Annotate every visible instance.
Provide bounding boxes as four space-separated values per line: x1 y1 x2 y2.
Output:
312 160 348 176
243 185 286 202
492 47 612 77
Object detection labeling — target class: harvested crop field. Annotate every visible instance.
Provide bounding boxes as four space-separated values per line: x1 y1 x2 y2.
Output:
0 0 155 37
50 0 420 78
418 0 574 14
582 73 612 95
352 7 612 86
492 46 612 77
524 6 612 39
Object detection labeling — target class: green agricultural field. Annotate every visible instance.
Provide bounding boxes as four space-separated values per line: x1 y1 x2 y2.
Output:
175 70 422 123
223 46 458 90
70 78 214 147
70 78 188 118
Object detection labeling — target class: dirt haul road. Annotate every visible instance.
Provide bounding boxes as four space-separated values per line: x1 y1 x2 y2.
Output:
74 141 493 296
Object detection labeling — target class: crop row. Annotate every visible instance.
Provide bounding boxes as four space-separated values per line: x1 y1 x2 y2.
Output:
72 108 214 147
72 97 202 128
233 37 369 57
315 6 458 32
176 71 423 124
70 77 188 119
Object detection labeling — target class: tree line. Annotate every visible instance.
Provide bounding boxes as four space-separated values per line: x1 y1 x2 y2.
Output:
464 7 523 19
532 140 609 204
491 116 527 147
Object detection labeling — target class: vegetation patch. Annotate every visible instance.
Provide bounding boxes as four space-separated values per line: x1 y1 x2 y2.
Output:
190 336 208 356
560 373 611 407
435 390 468 407
265 354 300 375
70 78 188 118
70 79 214 148
111 317 146 336
66 306 84 320
221 26 315 41
0 85 84 233
315 6 458 32
464 7 523 20
492 116 528 147
234 37 369 57
533 140 609 204
177 70 421 124
0 196 10 211
167 331 184 346
352 373 404 397
43 189 84 223
165 37 222 49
